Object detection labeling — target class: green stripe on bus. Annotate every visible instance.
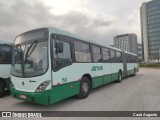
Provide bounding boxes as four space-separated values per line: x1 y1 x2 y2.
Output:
92 72 118 88
50 81 80 104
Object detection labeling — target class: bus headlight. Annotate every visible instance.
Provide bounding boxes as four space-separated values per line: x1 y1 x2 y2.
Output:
35 81 50 93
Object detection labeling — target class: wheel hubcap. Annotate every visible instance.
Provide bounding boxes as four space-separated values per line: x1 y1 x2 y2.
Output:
82 82 89 93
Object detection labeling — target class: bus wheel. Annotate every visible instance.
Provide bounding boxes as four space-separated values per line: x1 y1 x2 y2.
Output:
77 77 90 99
116 71 122 83
0 81 5 97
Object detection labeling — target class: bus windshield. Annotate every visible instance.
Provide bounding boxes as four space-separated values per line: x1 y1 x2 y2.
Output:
11 41 48 77
11 30 48 77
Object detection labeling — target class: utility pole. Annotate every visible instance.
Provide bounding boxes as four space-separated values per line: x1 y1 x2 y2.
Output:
159 47 160 63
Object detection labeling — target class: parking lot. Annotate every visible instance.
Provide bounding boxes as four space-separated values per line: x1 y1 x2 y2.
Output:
1 68 160 119
1 68 160 111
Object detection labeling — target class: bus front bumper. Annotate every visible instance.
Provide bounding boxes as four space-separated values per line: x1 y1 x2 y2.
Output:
10 88 51 105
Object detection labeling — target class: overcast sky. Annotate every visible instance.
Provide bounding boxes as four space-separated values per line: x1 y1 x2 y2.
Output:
0 0 150 45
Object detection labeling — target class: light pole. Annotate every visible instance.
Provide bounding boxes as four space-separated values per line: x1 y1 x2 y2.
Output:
159 47 160 63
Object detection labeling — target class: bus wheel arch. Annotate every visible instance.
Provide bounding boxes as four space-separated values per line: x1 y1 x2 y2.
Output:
119 69 123 78
116 70 122 83
82 74 92 90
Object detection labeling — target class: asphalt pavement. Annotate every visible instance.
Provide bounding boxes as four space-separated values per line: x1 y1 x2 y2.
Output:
1 68 160 119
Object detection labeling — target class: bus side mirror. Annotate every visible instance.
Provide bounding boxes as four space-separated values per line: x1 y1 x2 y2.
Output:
55 42 64 54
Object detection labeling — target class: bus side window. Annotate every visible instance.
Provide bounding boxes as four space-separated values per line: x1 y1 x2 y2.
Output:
102 48 110 63
92 45 102 62
116 51 122 63
2 45 12 64
53 40 72 70
74 41 91 62
110 50 115 63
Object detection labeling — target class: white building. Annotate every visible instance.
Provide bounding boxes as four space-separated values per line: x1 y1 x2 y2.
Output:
113 33 138 54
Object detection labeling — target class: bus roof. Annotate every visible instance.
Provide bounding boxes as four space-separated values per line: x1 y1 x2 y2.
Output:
48 27 137 56
124 51 137 56
20 27 137 56
49 27 122 51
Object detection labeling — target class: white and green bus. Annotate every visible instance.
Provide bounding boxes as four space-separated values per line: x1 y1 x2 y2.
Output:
0 40 12 97
10 28 138 105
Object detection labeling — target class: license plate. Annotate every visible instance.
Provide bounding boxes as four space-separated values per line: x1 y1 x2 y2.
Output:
20 94 26 99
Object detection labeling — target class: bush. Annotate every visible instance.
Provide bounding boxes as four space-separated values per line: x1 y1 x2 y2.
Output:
139 63 160 67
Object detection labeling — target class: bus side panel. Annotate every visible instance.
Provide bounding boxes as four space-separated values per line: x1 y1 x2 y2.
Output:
103 63 112 84
122 51 127 78
73 63 94 87
111 63 123 82
127 63 138 76
92 63 104 88
74 62 105 89
52 65 74 86
50 81 80 104
0 64 11 79
0 64 11 90
92 76 103 88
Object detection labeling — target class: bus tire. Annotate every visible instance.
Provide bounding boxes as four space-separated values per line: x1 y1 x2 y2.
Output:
77 77 90 99
0 81 5 97
116 71 122 83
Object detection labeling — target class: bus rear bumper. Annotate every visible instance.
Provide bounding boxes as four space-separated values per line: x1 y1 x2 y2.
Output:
10 88 51 105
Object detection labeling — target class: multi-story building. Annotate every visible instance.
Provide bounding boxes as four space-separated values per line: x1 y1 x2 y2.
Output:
141 0 160 63
113 33 138 54
137 43 143 62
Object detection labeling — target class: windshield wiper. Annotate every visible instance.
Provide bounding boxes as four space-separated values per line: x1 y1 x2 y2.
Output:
24 41 38 65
